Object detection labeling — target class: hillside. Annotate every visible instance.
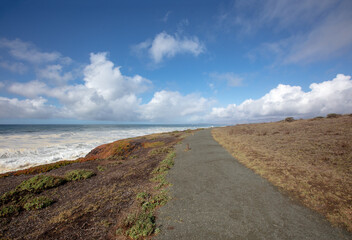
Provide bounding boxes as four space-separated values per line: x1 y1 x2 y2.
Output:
212 114 352 231
0 130 193 239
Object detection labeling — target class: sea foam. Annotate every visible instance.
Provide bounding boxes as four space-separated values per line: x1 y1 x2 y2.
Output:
0 125 207 174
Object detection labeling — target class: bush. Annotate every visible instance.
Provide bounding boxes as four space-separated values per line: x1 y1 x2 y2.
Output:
327 113 341 118
23 196 53 210
65 169 96 181
284 117 295 122
124 212 156 239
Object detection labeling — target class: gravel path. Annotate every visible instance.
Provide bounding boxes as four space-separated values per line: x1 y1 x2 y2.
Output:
156 129 351 240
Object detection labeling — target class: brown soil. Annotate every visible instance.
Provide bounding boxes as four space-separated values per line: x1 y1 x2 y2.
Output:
0 130 189 240
212 115 352 232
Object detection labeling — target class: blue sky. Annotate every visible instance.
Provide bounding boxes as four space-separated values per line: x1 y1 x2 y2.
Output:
0 0 351 124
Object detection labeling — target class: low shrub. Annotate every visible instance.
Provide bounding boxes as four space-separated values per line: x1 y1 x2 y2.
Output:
0 205 20 217
124 212 156 239
23 196 53 210
117 151 175 239
327 113 342 118
310 116 324 121
284 117 295 122
148 147 171 157
97 165 106 172
16 175 66 193
136 192 149 202
65 169 96 181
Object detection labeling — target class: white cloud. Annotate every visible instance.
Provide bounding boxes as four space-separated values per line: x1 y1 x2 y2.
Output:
0 97 54 119
177 19 189 34
209 72 243 87
0 61 27 74
210 74 352 122
0 38 71 64
37 65 73 84
3 52 154 121
223 0 335 34
84 52 151 100
135 32 205 63
8 80 49 98
284 3 352 64
259 0 335 30
140 90 212 122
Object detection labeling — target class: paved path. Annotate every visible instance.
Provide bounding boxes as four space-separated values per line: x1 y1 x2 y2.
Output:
156 129 351 240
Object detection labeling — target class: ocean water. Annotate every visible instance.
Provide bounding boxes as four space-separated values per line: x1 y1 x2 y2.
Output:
0 124 211 174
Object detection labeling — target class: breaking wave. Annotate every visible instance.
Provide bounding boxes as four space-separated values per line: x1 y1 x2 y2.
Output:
0 124 209 173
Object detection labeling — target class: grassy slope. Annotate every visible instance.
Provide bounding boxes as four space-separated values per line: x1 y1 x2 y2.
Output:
0 130 193 239
212 115 352 231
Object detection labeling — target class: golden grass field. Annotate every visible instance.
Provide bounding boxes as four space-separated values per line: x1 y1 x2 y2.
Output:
212 115 352 231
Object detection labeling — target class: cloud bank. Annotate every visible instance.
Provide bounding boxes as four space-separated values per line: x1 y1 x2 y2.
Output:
210 74 352 123
1 51 211 122
1 39 351 123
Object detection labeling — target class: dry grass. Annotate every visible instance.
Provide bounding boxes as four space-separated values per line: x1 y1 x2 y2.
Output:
142 141 165 148
0 160 74 178
212 115 352 231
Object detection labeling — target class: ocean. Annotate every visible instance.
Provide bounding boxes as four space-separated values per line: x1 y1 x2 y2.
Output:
0 124 212 174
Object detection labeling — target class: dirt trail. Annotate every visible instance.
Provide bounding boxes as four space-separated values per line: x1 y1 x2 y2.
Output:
156 129 351 240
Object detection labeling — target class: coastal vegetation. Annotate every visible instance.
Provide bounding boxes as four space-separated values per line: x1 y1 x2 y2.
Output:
116 150 175 239
212 114 352 231
0 129 192 239
65 169 96 181
0 170 96 219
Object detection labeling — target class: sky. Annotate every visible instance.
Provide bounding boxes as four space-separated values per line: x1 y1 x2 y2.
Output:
0 0 351 124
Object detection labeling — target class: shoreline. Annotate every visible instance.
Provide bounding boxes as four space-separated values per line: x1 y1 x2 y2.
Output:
0 127 193 239
0 127 208 178
0 125 211 176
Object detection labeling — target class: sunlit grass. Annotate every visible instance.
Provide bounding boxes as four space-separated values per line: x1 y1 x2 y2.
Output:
212 115 352 231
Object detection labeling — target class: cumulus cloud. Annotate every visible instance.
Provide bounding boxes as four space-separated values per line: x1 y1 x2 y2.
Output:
84 52 151 100
36 65 73 84
210 74 352 122
8 80 49 98
3 52 213 122
0 97 54 119
50 85 142 121
0 38 71 64
140 90 212 122
135 32 205 63
209 72 243 87
5 52 153 121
